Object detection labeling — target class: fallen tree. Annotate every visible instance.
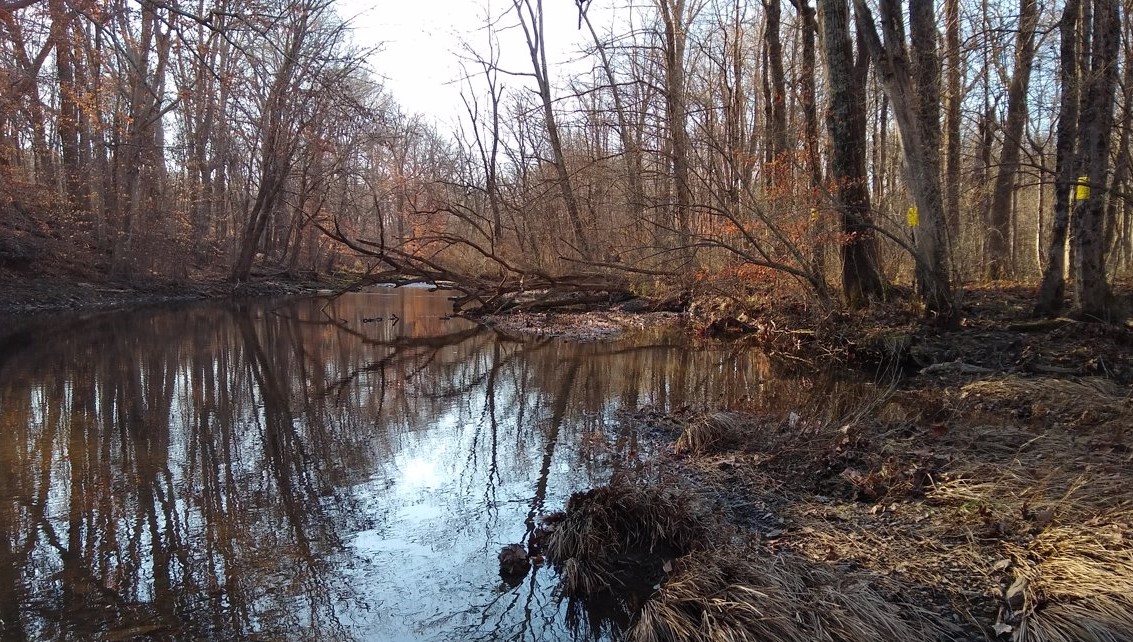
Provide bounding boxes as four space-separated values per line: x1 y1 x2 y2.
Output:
315 215 650 315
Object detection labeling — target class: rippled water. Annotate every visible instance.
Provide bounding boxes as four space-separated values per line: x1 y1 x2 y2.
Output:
0 288 813 641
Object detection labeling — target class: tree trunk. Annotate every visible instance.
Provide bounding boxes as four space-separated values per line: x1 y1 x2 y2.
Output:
764 0 790 173
657 0 695 265
943 0 962 241
792 0 825 273
854 0 955 320
1071 0 1119 319
819 0 885 307
513 0 594 261
1036 0 1083 315
984 0 1039 280
50 0 81 210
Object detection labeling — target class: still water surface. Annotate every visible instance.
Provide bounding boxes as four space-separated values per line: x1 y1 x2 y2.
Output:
0 289 813 641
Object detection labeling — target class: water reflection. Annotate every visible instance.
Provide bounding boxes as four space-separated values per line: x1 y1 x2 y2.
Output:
0 290 846 641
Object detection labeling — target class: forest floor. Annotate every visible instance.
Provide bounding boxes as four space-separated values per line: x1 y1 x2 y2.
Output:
520 285 1133 641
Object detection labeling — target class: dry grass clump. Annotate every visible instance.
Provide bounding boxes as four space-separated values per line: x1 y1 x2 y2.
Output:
546 482 711 577
629 549 951 642
1004 518 1133 642
547 481 957 642
674 412 751 455
959 376 1129 428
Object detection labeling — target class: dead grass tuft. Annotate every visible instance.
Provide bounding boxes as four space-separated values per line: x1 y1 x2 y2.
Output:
628 549 952 642
546 482 712 594
547 480 958 641
674 412 750 455
1004 518 1133 642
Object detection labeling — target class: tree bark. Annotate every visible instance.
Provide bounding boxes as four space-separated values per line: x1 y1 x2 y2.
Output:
791 0 825 273
764 0 790 172
984 0 1039 280
854 0 955 320
657 0 696 265
819 0 885 307
943 0 962 241
1036 0 1083 315
1071 0 1119 318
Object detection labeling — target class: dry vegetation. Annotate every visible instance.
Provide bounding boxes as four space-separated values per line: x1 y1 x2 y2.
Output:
541 298 1133 641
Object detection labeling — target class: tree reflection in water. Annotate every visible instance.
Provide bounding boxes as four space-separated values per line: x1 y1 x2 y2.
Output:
0 290 857 641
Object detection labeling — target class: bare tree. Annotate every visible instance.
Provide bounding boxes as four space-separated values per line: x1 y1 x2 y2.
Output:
984 0 1039 280
854 0 955 320
818 0 884 307
511 0 594 261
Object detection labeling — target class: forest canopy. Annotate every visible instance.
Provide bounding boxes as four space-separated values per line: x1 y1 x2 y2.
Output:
0 0 1128 320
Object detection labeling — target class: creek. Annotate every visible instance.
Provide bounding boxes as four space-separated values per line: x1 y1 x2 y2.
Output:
0 288 817 641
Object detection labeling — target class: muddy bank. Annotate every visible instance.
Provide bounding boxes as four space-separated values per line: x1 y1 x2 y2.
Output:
499 286 1133 641
680 285 1133 385
538 369 1132 640
0 274 370 316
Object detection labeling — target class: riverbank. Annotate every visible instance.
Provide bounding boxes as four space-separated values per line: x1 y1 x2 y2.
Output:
0 273 371 315
514 285 1133 641
544 376 1133 640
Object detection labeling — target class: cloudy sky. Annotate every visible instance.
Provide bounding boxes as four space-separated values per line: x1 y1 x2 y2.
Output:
337 0 624 125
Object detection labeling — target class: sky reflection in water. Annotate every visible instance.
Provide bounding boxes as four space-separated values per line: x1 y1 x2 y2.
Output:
0 289 817 641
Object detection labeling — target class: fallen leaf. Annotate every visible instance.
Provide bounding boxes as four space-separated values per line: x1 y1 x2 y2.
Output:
992 558 1012 572
1033 507 1055 528
1005 576 1028 610
993 622 1014 636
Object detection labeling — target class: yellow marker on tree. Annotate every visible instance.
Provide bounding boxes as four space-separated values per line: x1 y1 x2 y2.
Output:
1075 176 1090 201
906 206 919 227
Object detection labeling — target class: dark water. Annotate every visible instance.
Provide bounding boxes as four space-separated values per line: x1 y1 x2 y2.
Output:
0 289 808 641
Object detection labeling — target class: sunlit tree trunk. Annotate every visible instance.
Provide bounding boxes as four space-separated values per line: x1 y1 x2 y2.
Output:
1071 0 1119 318
655 0 701 265
1037 0 1084 315
855 0 955 320
984 0 1038 281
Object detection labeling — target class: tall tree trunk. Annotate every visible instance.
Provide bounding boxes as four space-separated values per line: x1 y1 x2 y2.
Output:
792 0 825 273
50 0 81 210
764 0 790 175
854 0 955 320
1071 0 1120 318
657 0 696 265
233 10 308 280
984 0 1039 280
1106 7 1133 273
819 0 884 307
943 0 962 242
1036 0 1084 315
513 0 594 261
